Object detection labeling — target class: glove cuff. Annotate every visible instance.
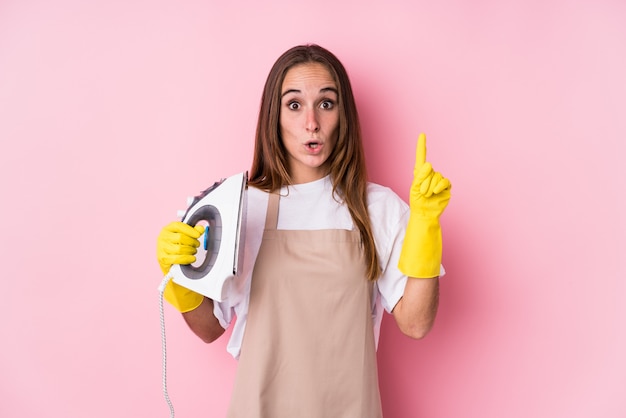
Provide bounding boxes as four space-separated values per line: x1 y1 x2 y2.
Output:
163 279 204 313
398 215 442 278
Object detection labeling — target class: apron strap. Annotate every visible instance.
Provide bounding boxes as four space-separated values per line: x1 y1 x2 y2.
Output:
265 192 280 230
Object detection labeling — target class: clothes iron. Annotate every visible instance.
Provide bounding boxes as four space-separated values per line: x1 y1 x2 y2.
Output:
169 171 247 302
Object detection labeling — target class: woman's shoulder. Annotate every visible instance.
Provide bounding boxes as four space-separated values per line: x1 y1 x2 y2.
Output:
366 182 409 238
245 185 269 228
366 182 410 264
366 182 408 213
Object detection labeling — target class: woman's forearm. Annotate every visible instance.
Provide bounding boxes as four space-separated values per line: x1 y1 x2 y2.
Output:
181 297 226 343
392 277 439 339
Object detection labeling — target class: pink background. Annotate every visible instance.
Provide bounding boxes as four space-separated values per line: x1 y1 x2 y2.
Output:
1 1 625 417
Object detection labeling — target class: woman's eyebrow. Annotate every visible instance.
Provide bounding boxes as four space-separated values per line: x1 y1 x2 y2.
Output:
281 89 300 98
281 87 338 98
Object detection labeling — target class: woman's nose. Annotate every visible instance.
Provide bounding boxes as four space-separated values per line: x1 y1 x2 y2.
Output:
305 109 320 132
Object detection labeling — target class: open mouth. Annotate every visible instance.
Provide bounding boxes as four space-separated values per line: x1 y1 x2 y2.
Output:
306 141 321 149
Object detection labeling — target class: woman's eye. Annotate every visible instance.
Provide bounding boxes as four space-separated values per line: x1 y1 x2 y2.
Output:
320 100 335 110
287 102 300 110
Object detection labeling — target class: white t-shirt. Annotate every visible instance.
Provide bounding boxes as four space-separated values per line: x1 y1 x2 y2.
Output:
213 175 444 359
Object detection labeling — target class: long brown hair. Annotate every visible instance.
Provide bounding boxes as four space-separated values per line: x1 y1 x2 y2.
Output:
249 44 380 281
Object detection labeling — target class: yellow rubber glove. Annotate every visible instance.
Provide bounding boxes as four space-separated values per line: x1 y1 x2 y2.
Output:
398 133 452 278
157 221 206 312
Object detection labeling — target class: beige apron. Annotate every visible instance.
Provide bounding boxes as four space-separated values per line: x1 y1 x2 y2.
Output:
227 192 383 418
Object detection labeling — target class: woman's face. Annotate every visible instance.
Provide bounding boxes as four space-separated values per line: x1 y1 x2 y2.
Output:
279 62 339 184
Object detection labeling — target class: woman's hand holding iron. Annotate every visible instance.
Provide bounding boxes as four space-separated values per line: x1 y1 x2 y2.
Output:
157 221 206 312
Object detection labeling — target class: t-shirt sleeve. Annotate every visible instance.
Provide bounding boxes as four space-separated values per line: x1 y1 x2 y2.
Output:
376 208 410 313
367 184 410 313
212 299 235 330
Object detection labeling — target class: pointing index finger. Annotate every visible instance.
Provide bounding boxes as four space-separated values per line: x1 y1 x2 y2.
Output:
415 133 427 169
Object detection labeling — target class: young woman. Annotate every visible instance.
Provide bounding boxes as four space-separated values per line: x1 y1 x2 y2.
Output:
156 44 451 417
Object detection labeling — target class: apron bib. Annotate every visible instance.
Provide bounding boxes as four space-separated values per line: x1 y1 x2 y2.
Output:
227 192 382 418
